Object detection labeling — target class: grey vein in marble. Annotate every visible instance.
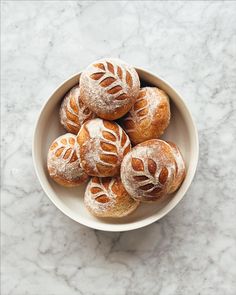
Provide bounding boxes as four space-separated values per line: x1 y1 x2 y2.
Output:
1 1 236 295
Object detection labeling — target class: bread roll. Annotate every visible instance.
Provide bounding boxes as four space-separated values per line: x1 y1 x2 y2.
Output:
84 177 139 218
121 87 170 145
80 58 140 120
76 118 131 177
121 139 177 202
167 142 186 193
60 85 96 134
47 133 88 186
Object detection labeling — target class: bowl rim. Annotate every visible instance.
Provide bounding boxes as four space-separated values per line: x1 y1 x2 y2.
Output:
32 67 199 232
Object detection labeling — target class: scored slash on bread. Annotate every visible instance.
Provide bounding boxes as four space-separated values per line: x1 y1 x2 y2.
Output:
90 62 133 99
121 139 185 202
76 118 131 177
60 85 96 134
131 157 169 194
121 87 170 145
46 57 187 219
84 177 140 218
47 133 88 187
80 58 140 120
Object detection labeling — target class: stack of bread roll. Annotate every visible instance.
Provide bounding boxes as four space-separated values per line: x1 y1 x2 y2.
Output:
47 58 186 218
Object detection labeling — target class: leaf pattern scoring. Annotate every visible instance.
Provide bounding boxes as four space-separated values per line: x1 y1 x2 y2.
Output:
47 133 88 185
122 89 150 134
89 177 115 204
60 85 95 134
84 176 139 218
89 61 134 101
83 118 131 176
131 156 169 196
50 135 78 164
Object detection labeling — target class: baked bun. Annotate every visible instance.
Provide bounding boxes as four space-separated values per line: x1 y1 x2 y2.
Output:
80 58 140 120
76 118 131 177
84 177 139 218
121 87 170 145
121 139 181 202
47 133 88 186
60 85 96 134
167 142 186 193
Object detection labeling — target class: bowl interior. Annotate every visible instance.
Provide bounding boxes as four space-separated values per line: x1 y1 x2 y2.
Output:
33 69 198 231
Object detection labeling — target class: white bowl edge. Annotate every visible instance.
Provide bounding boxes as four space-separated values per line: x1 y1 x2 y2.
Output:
32 68 199 232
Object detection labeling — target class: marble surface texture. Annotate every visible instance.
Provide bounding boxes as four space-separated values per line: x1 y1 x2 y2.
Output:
1 1 236 294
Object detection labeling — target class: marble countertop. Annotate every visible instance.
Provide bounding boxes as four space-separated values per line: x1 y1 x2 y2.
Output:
2 1 236 294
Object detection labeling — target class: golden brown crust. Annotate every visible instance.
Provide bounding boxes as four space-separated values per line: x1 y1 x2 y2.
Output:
50 174 87 187
167 142 186 193
47 133 88 187
121 87 170 145
76 118 131 177
121 139 177 202
60 85 96 134
84 177 140 218
80 58 140 120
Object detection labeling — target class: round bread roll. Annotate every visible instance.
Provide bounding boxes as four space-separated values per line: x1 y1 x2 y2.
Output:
80 58 140 120
84 177 139 218
121 87 170 145
76 118 131 177
121 139 177 202
47 133 88 186
60 85 96 134
167 142 186 193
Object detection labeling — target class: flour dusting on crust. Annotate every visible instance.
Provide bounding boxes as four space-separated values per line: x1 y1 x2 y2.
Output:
80 58 140 118
77 118 131 176
84 177 139 217
122 87 170 144
167 142 186 193
121 139 176 201
60 85 95 134
85 177 116 214
47 133 88 185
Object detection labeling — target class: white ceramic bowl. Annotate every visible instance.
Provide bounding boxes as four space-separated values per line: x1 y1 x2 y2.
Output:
32 68 199 232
